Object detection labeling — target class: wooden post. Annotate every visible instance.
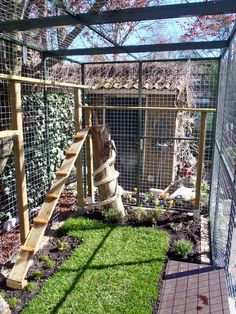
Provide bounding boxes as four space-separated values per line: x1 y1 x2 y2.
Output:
85 109 94 202
74 88 84 208
194 111 207 219
10 81 29 243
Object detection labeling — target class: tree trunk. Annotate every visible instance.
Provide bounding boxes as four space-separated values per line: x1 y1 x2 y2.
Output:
90 125 125 216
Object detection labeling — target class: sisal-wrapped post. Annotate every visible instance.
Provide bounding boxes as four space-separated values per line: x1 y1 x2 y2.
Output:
90 125 125 216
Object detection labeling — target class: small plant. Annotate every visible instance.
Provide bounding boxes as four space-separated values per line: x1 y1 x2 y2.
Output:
151 206 164 221
26 281 37 292
135 207 148 223
103 209 123 224
39 255 56 269
173 240 193 258
0 291 6 298
57 240 69 251
7 297 21 310
32 269 42 280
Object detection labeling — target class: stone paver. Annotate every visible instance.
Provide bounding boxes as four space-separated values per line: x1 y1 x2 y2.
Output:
158 260 230 314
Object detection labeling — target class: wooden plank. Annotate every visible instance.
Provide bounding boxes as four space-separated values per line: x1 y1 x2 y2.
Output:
0 130 19 138
74 88 84 207
66 150 77 157
20 245 35 252
33 217 49 224
194 112 207 219
82 106 216 113
85 109 94 201
0 73 89 89
56 170 68 177
10 81 29 243
6 129 88 289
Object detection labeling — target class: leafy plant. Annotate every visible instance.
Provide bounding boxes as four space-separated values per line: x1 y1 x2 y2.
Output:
26 281 37 292
173 240 193 258
57 240 69 251
32 269 42 280
39 255 56 269
7 297 21 310
103 209 123 224
0 292 6 298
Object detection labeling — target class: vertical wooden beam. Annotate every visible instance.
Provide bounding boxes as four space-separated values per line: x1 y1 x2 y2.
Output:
10 81 29 243
74 88 84 208
194 111 207 219
85 108 94 202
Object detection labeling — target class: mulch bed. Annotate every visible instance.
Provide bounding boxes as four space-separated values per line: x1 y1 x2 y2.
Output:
0 235 82 314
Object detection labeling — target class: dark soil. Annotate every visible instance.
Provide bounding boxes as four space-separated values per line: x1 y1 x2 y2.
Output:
0 235 82 313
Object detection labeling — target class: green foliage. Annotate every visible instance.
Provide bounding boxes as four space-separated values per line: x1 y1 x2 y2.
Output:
201 183 210 194
132 207 164 224
39 255 56 269
57 240 69 251
7 297 21 310
103 209 123 224
173 240 193 258
23 217 169 314
26 281 37 292
0 292 6 298
1 92 75 213
32 269 42 280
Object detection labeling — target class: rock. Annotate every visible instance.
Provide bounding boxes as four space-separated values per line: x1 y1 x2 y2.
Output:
3 217 19 232
0 296 11 314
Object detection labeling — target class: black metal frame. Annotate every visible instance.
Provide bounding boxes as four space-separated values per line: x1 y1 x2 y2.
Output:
1 1 236 32
0 1 235 63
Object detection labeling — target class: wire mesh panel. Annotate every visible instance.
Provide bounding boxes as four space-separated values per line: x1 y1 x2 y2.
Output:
0 39 84 265
210 32 236 311
84 60 217 211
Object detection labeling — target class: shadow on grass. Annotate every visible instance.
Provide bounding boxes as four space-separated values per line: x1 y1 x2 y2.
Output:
59 257 165 273
51 226 115 314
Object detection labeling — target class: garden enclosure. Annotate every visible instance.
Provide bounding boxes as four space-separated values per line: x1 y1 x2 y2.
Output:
0 0 235 310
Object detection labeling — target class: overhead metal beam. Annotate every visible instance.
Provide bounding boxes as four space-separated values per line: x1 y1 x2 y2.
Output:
44 41 229 57
1 1 236 32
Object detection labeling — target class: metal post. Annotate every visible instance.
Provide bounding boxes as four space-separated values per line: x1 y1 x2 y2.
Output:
194 111 207 219
42 55 51 187
81 63 87 197
137 62 143 205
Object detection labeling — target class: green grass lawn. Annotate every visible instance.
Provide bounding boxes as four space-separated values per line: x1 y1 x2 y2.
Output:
23 217 169 314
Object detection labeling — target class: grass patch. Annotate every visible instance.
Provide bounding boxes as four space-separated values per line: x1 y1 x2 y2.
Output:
23 217 168 314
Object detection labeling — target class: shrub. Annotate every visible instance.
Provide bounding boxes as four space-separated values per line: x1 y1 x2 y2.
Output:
26 281 37 292
7 297 21 310
32 269 42 280
135 207 148 223
173 240 193 258
39 255 56 269
57 240 69 251
103 209 123 224
151 206 164 221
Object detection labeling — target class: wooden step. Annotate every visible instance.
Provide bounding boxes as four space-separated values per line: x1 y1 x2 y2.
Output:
45 193 58 201
66 150 77 157
56 170 68 177
74 134 84 141
33 217 49 225
6 279 28 290
6 128 89 290
20 245 35 253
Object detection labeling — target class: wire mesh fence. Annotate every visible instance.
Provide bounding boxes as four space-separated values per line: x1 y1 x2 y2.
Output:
84 60 218 211
210 31 236 310
0 37 220 274
0 39 83 265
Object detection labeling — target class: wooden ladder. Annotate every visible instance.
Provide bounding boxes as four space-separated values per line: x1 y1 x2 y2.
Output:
6 129 88 290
